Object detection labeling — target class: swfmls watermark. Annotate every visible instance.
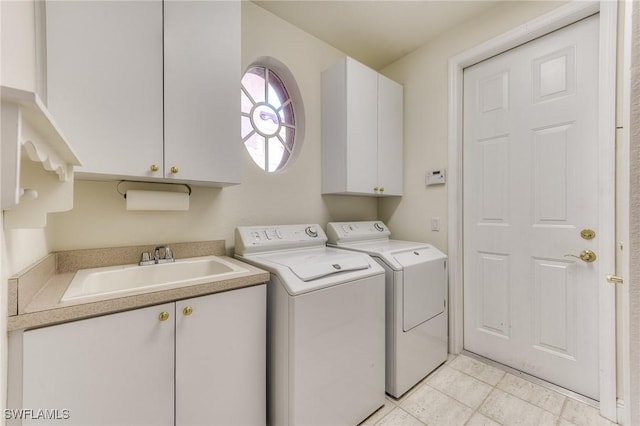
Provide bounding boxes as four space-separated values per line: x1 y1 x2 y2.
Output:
4 409 70 421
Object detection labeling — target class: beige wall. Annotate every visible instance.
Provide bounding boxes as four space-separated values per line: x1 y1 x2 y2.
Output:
46 2 377 254
378 1 567 252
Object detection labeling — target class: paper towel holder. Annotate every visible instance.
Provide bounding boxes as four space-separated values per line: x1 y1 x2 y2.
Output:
116 180 192 199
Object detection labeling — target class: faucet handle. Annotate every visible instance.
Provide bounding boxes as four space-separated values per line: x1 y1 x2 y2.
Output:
154 245 175 264
165 247 174 260
139 252 154 266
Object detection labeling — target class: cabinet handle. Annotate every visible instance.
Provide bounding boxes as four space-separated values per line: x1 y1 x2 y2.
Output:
183 306 193 316
373 187 379 192
379 187 385 193
150 164 159 172
158 311 170 322
170 166 179 174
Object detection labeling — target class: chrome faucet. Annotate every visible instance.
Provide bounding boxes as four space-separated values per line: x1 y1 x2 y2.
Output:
154 246 175 264
139 245 175 266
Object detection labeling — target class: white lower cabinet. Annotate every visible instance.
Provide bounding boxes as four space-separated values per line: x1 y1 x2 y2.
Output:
17 285 266 426
175 287 266 425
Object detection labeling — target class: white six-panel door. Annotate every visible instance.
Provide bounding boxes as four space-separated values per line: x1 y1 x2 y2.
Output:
463 14 600 399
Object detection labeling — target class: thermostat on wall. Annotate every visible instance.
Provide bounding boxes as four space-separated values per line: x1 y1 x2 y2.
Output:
425 169 446 186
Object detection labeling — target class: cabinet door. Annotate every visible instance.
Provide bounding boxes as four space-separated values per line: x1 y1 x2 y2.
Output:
377 74 403 196
164 0 242 185
22 303 175 426
46 1 164 179
346 58 379 194
175 285 266 425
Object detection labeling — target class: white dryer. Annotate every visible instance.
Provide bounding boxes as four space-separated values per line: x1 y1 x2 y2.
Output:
235 224 385 426
327 221 448 398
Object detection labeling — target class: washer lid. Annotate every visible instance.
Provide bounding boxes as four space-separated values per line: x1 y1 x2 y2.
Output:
236 247 384 295
287 255 370 281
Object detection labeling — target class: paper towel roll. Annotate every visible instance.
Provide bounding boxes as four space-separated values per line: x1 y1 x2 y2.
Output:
126 190 190 211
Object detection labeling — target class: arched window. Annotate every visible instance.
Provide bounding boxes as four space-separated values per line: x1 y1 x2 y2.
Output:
241 61 303 172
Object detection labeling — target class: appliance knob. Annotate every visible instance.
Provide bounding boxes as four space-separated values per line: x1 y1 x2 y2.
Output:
374 223 384 232
305 226 318 237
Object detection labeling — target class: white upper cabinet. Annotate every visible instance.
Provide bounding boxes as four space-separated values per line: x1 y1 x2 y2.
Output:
45 0 241 186
376 74 404 196
164 1 241 184
46 1 164 180
321 57 403 197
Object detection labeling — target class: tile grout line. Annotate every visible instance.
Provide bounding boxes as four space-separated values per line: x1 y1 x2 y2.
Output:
450 355 574 421
369 354 616 426
421 383 478 425
447 357 505 387
461 351 598 408
370 404 394 426
464 382 505 426
556 397 570 426
399 405 429 426
424 371 492 412
371 395 428 426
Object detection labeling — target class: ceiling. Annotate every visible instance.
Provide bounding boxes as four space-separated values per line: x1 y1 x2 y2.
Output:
252 1 503 70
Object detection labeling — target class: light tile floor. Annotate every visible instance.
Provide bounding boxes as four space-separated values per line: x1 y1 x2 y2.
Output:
361 354 619 426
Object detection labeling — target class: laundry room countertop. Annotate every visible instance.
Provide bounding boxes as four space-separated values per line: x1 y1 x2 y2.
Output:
7 241 269 331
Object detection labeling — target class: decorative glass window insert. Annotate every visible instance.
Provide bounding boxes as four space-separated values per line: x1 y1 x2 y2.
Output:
241 67 296 172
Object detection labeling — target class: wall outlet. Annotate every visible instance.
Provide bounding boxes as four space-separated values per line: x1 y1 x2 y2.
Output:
431 217 440 231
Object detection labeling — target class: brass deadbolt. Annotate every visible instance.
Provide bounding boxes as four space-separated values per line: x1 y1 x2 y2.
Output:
580 229 596 240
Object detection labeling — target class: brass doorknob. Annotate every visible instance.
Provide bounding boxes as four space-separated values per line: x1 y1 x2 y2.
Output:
158 311 170 321
170 166 179 174
150 164 159 172
564 250 597 263
183 306 193 316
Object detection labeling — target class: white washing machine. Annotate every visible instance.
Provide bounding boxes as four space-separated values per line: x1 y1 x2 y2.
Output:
235 224 385 426
327 221 448 398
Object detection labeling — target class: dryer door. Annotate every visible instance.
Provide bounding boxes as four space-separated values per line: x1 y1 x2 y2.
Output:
393 249 446 331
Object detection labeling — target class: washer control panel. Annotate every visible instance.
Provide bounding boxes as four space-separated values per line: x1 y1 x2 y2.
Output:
326 221 391 245
235 224 327 255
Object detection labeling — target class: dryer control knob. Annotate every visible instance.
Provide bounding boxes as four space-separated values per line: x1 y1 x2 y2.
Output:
374 223 385 232
305 226 318 237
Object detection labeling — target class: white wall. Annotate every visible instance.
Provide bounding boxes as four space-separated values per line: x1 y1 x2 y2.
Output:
378 1 567 252
46 2 377 253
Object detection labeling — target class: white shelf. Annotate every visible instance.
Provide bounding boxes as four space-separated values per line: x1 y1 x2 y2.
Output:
1 85 82 228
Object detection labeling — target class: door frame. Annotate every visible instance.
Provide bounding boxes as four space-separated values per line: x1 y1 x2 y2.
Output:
447 1 618 420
